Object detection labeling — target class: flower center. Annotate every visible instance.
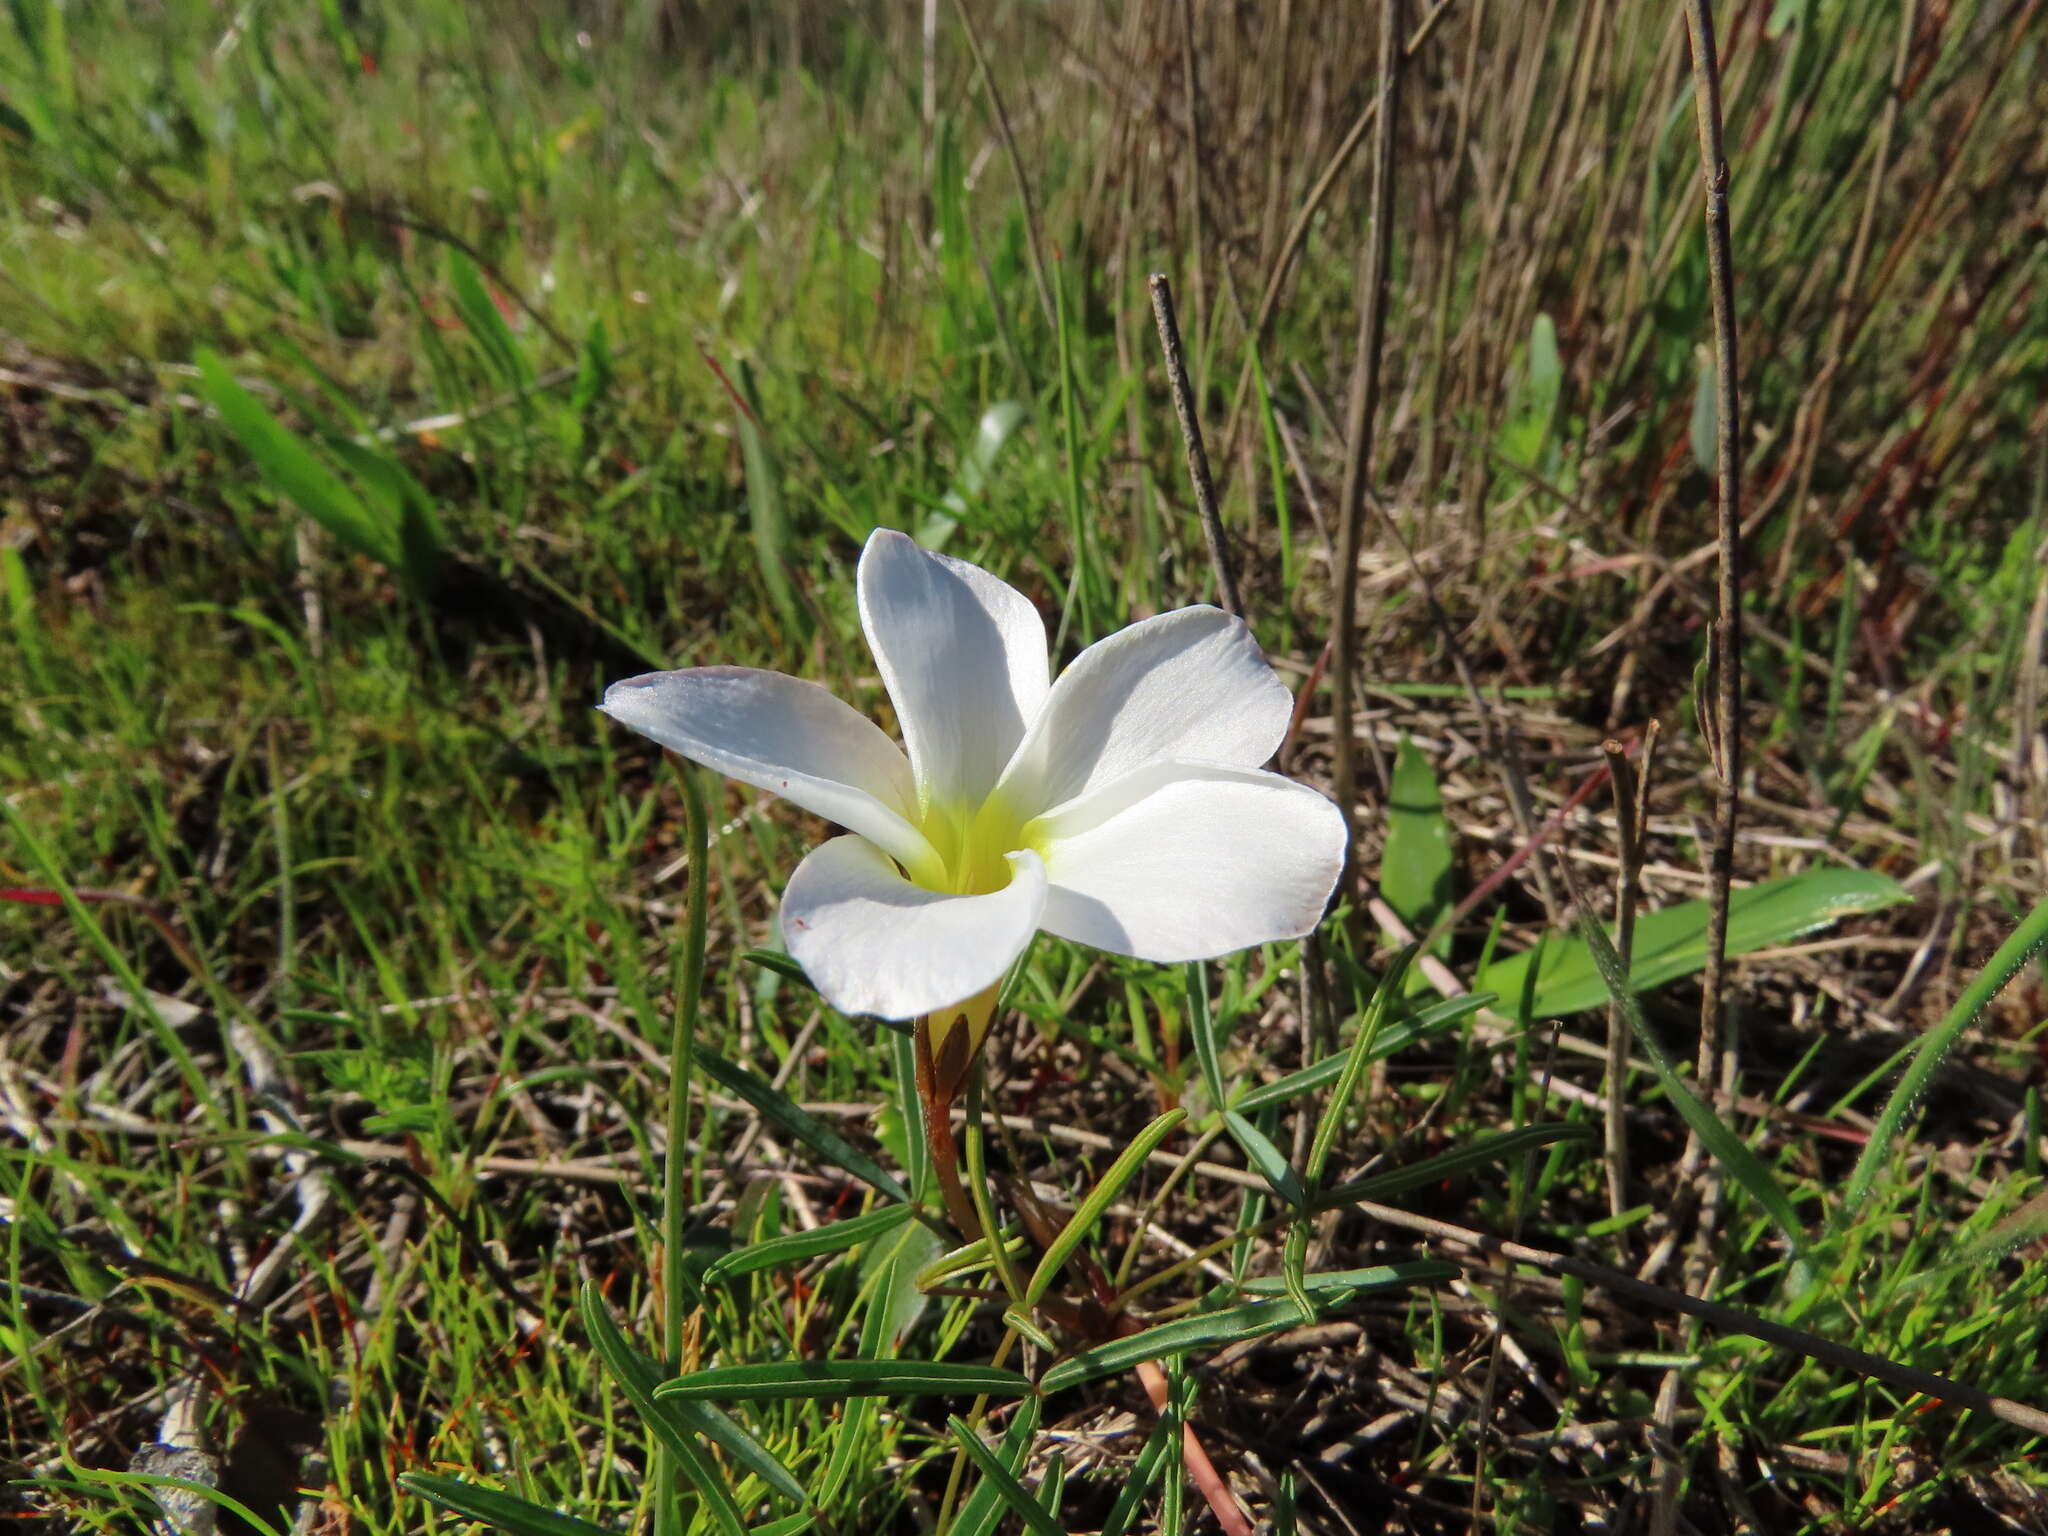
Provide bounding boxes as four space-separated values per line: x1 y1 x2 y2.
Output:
916 791 1029 895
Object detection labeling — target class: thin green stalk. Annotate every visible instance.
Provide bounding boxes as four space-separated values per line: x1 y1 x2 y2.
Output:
658 760 711 1536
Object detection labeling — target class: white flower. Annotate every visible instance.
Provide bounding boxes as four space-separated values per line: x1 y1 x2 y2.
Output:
600 530 1345 1026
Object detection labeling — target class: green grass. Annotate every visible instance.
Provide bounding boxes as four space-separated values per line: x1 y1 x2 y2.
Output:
5 2 2048 1532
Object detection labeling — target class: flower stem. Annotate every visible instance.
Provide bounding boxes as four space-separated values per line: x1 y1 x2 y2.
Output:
915 1013 985 1242
658 759 710 1536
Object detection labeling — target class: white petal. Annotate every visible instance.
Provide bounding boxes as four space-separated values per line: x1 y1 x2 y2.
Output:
1030 761 1345 962
995 606 1294 817
858 529 1049 810
599 668 941 882
782 837 1047 1020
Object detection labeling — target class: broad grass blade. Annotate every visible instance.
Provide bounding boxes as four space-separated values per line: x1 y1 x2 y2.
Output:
1381 736 1453 952
1477 869 1908 1016
949 1399 1045 1536
195 348 397 567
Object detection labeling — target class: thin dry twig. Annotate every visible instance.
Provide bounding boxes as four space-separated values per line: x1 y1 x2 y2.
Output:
1148 273 1242 617
1331 0 1405 900
1682 0 1744 1112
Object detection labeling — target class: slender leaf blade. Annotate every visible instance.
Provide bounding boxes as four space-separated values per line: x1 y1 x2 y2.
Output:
946 1416 1067 1536
194 348 397 566
401 1474 615 1536
703 1203 914 1285
1041 1265 1455 1392
656 1359 1034 1402
1842 898 2048 1219
696 1049 907 1202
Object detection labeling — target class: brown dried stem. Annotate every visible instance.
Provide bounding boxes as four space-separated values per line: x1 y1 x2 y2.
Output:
1148 272 1243 617
1682 0 1743 1112
1330 0 1405 899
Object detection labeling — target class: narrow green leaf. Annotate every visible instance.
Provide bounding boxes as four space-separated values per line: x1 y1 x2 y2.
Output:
1842 898 2048 1219
1241 1262 1462 1297
194 348 397 566
325 437 444 589
1023 1107 1186 1305
656 1359 1034 1402
572 315 613 422
1381 736 1453 951
577 1286 750 1536
695 1049 907 1203
949 1399 1045 1536
401 1474 615 1536
739 949 814 990
733 359 802 639
703 1203 914 1285
1476 869 1909 1017
1185 962 1228 1114
1097 1409 1177 1536
1316 1124 1594 1212
1222 1111 1306 1210
1040 1265 1453 1393
1232 994 1496 1113
947 1416 1068 1536
446 248 532 389
1573 912 1810 1255
921 400 1029 548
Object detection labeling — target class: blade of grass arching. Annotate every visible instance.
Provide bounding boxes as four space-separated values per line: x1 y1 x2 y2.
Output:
1314 1124 1596 1212
445 247 533 393
657 1359 1034 1402
0 799 220 1127
694 1049 907 1204
1040 1266 1455 1393
193 348 398 567
1841 898 2048 1223
1023 1108 1187 1306
400 1474 615 1536
70 1466 286 1536
703 1203 915 1285
577 1286 751 1536
949 1398 1045 1536
324 437 445 593
1303 949 1414 1186
1575 906 1810 1259
730 359 803 644
1232 994 1497 1113
947 1416 1067 1536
